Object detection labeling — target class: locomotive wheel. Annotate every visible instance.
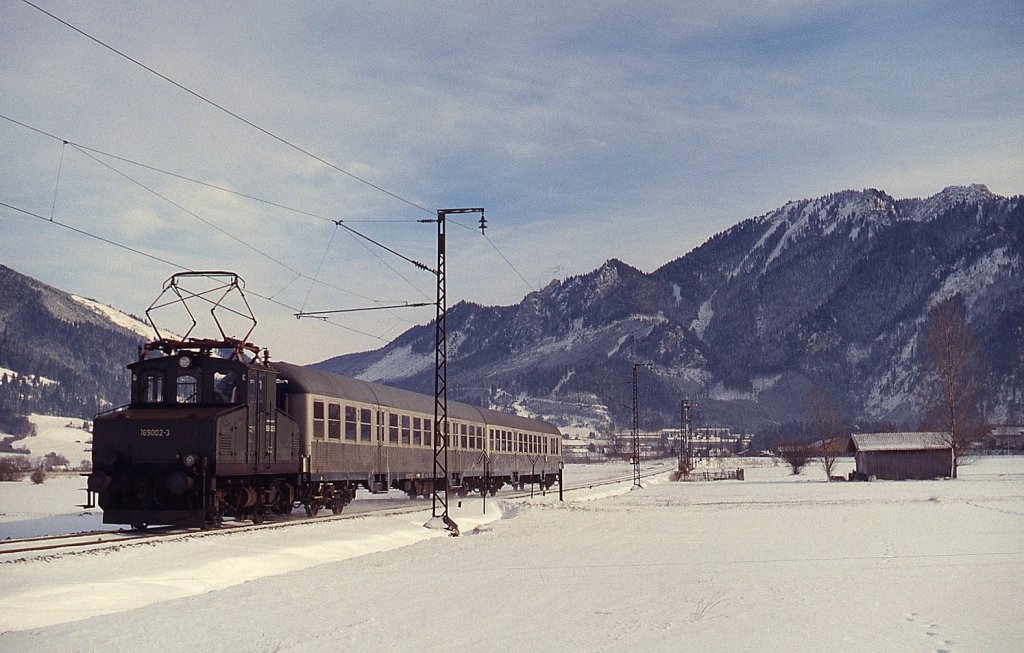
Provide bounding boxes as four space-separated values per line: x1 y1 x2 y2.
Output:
305 503 320 518
131 523 147 531
331 502 344 515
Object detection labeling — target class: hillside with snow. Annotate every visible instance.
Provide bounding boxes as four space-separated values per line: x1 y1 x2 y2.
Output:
0 264 148 417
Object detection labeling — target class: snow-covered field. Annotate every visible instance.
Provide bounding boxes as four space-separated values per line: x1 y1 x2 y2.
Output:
0 413 94 469
1 457 1022 652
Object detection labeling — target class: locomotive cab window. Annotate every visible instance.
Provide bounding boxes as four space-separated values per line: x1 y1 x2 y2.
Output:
212 370 239 404
176 373 200 404
140 371 164 404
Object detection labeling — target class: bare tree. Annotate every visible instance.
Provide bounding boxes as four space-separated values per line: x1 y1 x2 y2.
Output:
806 385 847 481
919 295 987 478
605 428 625 459
777 442 810 475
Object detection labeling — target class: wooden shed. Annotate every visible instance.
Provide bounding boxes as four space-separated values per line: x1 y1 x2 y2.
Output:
849 432 952 480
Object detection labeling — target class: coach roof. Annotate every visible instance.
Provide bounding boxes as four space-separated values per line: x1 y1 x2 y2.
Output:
273 362 560 435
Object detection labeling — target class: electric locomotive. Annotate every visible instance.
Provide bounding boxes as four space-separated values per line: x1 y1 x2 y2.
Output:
87 341 303 528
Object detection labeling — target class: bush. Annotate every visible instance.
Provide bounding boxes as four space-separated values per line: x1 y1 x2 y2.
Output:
778 443 811 475
0 457 27 482
30 467 46 484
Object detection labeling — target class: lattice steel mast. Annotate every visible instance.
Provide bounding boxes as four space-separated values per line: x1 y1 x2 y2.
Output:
422 208 485 534
631 363 645 487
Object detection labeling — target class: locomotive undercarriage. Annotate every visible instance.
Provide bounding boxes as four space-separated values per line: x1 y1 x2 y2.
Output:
95 468 360 528
209 476 358 524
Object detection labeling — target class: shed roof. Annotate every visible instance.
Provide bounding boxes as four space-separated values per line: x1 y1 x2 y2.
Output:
850 432 951 452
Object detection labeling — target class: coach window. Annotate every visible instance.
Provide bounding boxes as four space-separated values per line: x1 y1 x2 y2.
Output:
401 415 411 445
424 421 433 448
313 401 325 439
345 406 357 441
360 408 372 442
413 417 422 446
459 423 467 449
389 414 399 444
176 373 199 404
141 371 164 403
327 403 341 439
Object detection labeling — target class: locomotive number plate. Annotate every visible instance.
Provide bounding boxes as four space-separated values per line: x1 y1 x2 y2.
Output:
140 428 171 437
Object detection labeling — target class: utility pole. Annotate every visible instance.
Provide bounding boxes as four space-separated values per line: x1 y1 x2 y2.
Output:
680 399 696 473
421 207 484 535
630 363 648 488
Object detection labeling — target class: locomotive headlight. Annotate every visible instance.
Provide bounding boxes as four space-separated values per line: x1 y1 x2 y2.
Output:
182 453 198 468
178 355 192 368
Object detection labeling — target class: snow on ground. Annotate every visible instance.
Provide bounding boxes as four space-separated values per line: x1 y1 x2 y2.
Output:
1 458 1022 652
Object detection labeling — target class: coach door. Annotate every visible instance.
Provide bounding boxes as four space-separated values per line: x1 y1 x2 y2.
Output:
371 408 388 493
247 370 277 471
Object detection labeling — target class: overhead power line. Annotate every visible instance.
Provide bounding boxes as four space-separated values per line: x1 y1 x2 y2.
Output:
19 0 433 215
0 113 416 226
1 112 434 308
0 200 391 343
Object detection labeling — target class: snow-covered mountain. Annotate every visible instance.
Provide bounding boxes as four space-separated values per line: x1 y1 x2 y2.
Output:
317 185 1024 433
0 265 150 417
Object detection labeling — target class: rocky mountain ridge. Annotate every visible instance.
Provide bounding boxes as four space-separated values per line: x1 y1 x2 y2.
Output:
317 185 1024 434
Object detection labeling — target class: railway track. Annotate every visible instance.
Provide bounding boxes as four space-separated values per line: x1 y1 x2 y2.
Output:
1 463 674 559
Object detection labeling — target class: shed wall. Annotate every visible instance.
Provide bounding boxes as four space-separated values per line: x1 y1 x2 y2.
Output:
855 449 951 480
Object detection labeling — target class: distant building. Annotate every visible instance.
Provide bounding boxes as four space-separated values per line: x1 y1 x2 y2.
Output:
980 426 1024 453
848 432 952 480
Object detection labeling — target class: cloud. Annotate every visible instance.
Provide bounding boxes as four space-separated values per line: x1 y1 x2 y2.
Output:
1 1 1021 363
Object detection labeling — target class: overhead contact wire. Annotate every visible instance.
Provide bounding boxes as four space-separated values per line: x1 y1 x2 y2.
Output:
71 144 382 304
0 200 388 343
20 0 433 215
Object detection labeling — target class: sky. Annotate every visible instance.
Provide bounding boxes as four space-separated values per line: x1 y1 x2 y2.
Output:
2 0 1022 364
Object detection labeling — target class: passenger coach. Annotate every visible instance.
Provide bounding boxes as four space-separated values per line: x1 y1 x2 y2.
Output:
275 362 563 500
